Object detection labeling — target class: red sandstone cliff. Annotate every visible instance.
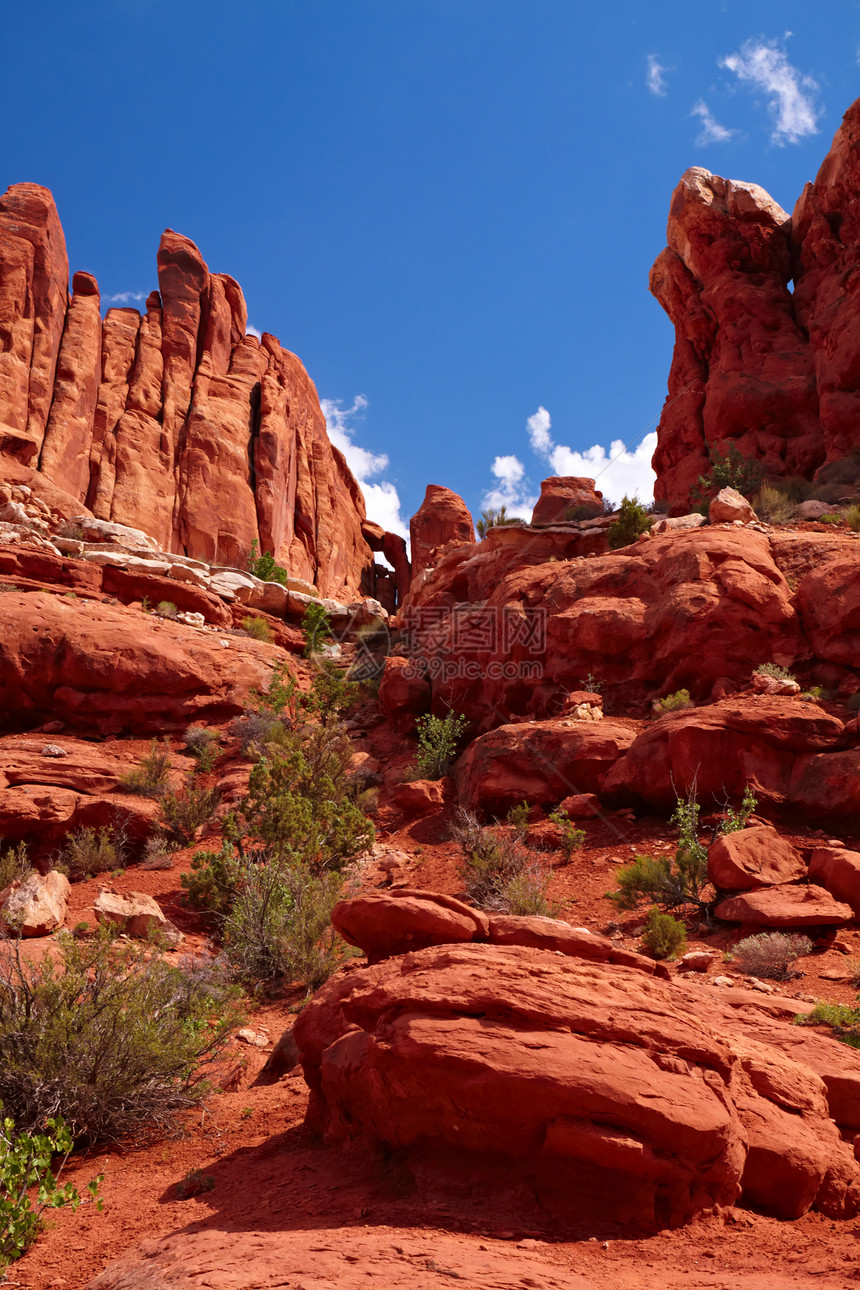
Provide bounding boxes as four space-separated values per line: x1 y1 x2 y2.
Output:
651 98 860 512
0 183 383 600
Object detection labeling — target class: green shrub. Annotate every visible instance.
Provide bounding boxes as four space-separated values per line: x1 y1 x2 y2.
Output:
159 781 221 846
156 600 178 618
694 445 763 502
222 857 353 992
499 865 557 917
477 506 526 539
246 541 289 586
580 672 602 694
819 512 844 526
242 616 274 643
548 809 586 859
798 1000 860 1048
640 907 687 960
607 496 653 550
302 602 333 658
57 826 122 881
727 931 811 980
610 784 756 918
506 801 531 837
658 688 693 712
754 483 794 524
183 724 219 772
755 662 796 682
0 931 241 1143
181 838 243 918
0 1107 102 1267
414 711 468 779
0 844 31 893
847 504 860 533
120 739 172 797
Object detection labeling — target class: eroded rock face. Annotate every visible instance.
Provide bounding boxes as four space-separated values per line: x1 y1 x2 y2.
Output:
707 825 807 891
294 942 860 1231
409 485 475 583
531 476 603 526
0 183 391 602
1 870 70 937
651 100 860 510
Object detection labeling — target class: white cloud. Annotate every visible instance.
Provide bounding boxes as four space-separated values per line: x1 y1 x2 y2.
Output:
691 99 737 145
320 394 408 540
719 38 820 144
104 290 146 305
524 405 656 507
246 323 262 340
647 54 668 97
481 454 537 517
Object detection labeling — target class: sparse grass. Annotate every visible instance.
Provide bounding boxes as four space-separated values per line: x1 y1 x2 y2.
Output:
453 808 557 915
847 504 860 533
175 1168 215 1200
56 825 124 882
156 600 178 618
754 483 794 524
819 513 845 526
120 739 172 797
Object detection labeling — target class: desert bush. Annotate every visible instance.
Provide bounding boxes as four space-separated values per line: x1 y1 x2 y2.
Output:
242 615 274 643
453 808 555 913
658 688 693 712
181 837 243 918
183 724 219 772
847 504 860 533
159 781 221 846
0 844 31 892
564 501 605 522
120 738 172 797
57 824 125 881
0 931 241 1144
246 540 289 586
694 444 763 502
607 496 653 550
754 661 796 682
727 931 811 980
222 857 353 992
640 907 687 960
414 710 468 779
799 1000 860 1048
506 801 531 837
477 506 526 538
548 809 586 859
156 600 178 618
610 784 756 918
139 836 176 870
175 1168 215 1200
229 710 285 755
819 512 845 526
754 483 794 524
0 1108 102 1267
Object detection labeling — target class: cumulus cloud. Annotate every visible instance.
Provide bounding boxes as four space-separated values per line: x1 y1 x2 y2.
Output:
691 99 736 145
320 394 408 540
104 290 146 305
719 38 820 144
481 454 537 517
523 405 656 507
246 323 262 339
647 54 668 97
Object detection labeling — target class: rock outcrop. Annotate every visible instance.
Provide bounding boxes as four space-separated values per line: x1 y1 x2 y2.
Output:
409 485 475 583
294 941 860 1232
651 99 860 511
0 183 399 603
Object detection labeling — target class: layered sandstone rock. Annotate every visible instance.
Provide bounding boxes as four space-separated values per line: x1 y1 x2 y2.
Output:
0 183 389 602
531 476 604 526
409 484 475 582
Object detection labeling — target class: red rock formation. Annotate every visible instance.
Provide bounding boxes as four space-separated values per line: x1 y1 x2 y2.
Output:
294 941 860 1229
651 98 860 510
707 824 807 891
409 484 475 582
0 183 392 602
531 476 603 525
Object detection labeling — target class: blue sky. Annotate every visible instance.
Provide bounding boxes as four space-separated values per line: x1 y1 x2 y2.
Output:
4 2 860 536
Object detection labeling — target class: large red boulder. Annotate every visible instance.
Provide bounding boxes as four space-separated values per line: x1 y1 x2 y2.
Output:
809 847 860 917
456 718 636 814
331 889 488 963
409 485 475 583
714 884 853 928
707 825 807 891
295 942 860 1229
530 476 604 526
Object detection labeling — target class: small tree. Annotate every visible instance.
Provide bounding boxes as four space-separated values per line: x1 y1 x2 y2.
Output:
476 507 526 539
694 445 763 504
414 711 468 778
607 496 653 550
302 602 334 658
